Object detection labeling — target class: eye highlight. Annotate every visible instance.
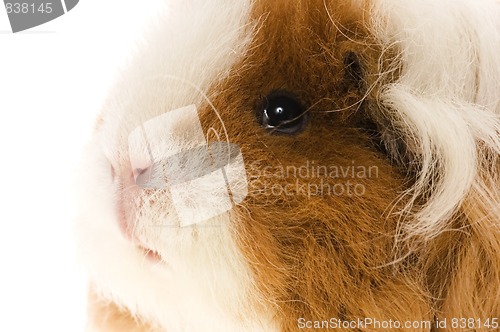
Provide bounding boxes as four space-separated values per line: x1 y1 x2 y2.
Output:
259 91 308 134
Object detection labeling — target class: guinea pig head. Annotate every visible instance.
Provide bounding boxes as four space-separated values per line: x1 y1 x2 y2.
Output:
82 0 500 330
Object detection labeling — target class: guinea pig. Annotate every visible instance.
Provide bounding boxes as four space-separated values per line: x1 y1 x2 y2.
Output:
76 0 500 331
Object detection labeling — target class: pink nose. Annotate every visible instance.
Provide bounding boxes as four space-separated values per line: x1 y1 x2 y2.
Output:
133 166 153 186
112 164 152 187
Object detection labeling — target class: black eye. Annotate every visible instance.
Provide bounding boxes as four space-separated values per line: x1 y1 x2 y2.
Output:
260 91 307 134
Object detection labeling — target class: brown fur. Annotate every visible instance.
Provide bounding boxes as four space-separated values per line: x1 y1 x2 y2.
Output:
198 0 500 330
88 289 158 332
199 1 432 330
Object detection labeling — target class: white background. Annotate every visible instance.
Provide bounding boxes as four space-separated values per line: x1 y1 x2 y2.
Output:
0 1 164 330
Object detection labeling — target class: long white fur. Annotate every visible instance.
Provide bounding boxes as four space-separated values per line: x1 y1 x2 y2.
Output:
371 0 500 238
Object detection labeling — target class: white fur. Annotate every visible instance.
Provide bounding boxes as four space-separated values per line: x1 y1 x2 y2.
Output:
76 0 278 331
371 0 500 238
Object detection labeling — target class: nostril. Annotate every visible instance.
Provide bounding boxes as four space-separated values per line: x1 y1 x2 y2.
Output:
134 166 153 187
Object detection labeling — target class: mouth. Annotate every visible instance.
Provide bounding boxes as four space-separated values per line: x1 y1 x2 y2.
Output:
115 181 163 263
139 245 162 262
117 204 163 263
119 211 163 263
